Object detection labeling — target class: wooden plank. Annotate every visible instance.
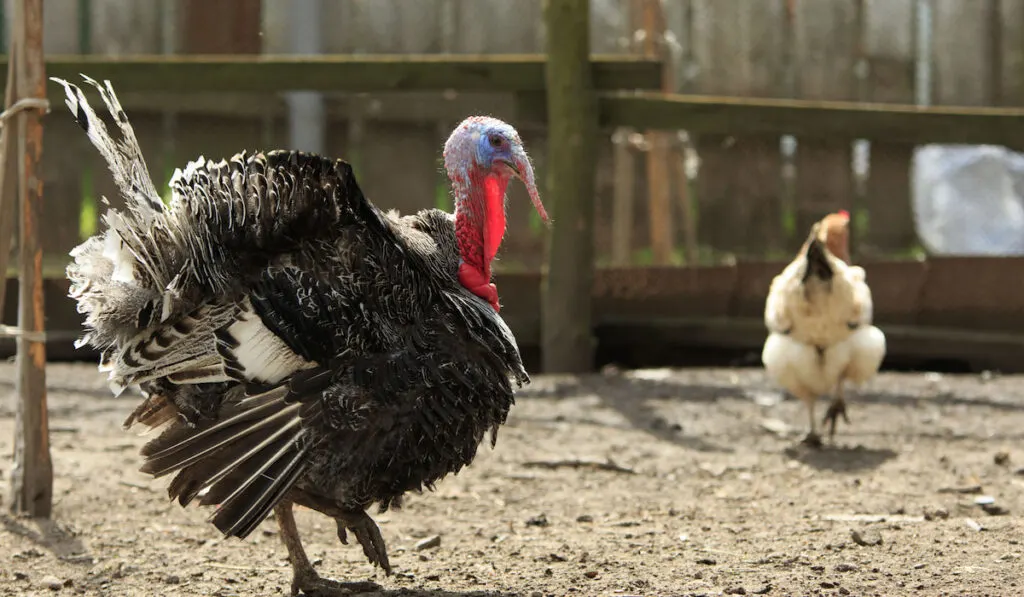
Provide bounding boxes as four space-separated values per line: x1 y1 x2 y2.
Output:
9 0 52 519
610 129 636 265
792 1 858 247
861 0 917 257
181 0 261 54
541 0 597 373
0 55 662 94
696 136 783 256
591 93 1024 145
933 0 996 106
689 0 786 257
1000 0 1024 106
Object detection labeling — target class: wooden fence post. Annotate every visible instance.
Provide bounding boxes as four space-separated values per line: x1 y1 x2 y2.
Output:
8 0 52 518
541 0 597 373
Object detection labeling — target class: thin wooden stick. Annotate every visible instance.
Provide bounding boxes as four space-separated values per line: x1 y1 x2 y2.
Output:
8 0 52 518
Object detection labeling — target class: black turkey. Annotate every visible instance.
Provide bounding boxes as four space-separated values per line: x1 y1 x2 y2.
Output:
53 75 548 596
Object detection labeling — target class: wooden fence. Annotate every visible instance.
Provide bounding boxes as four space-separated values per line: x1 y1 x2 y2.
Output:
5 0 1024 269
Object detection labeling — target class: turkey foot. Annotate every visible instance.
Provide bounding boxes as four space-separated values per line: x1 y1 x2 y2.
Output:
822 397 850 440
335 510 392 574
274 502 382 597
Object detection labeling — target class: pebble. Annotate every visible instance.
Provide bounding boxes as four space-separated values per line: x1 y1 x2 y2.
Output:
415 535 441 551
835 563 858 572
696 557 717 565
40 576 62 591
974 495 996 506
839 588 851 595
851 529 883 546
994 451 1011 466
923 506 949 521
584 571 598 579
724 587 746 595
820 581 837 589
575 515 594 523
752 584 772 595
164 575 181 585
531 592 543 597
525 514 549 527
964 518 985 532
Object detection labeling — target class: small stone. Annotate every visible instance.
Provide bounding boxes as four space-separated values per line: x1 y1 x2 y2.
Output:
964 518 984 532
415 535 441 551
40 576 62 591
994 451 1011 466
835 563 858 572
693 571 704 580
821 581 837 589
851 529 883 546
583 571 598 579
974 495 996 506
923 507 949 521
913 563 926 570
752 584 772 595
575 515 594 523
13 572 28 581
696 557 717 565
426 574 440 581
810 565 825 572
164 575 181 585
531 592 543 597
525 514 549 527
981 503 1010 516
839 588 851 595
725 587 746 595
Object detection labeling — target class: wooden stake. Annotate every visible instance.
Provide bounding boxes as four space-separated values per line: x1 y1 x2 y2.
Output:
9 0 52 518
640 0 676 265
541 0 597 373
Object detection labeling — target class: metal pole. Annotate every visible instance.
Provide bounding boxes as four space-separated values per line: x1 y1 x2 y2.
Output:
286 0 325 154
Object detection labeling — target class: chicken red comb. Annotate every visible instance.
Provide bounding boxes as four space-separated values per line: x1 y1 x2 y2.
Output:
837 209 850 219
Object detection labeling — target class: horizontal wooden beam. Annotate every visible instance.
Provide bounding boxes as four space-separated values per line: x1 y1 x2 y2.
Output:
1 54 662 94
595 92 1024 145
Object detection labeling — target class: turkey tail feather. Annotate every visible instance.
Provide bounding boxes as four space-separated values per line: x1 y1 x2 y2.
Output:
140 381 323 540
50 75 164 218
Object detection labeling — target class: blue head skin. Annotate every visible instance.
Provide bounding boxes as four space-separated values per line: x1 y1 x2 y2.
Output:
443 116 548 223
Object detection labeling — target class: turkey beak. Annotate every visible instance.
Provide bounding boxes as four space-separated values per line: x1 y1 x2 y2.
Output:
501 149 550 228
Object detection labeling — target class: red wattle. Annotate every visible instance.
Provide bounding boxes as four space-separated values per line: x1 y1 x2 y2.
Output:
459 262 500 312
483 175 507 265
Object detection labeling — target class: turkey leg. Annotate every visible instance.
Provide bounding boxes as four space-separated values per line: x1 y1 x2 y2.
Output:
274 501 382 596
822 383 850 441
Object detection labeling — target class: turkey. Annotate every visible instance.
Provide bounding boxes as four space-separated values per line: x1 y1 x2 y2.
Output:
53 75 548 596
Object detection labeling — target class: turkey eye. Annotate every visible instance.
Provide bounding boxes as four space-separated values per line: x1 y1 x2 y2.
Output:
489 135 503 148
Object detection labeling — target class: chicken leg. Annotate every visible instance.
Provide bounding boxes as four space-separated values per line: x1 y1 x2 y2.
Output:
822 383 851 441
275 502 382 596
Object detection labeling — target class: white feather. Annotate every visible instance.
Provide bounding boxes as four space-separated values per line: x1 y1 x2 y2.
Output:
224 306 316 385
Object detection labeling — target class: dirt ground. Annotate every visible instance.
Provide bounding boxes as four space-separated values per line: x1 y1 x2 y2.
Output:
1 362 1023 597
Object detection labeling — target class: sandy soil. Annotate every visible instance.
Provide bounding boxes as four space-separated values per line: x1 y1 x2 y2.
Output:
0 362 1023 597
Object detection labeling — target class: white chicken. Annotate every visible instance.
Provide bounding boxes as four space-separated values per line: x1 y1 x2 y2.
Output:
761 211 886 446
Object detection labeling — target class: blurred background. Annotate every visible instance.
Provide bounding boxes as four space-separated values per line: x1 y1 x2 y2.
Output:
4 0 1024 371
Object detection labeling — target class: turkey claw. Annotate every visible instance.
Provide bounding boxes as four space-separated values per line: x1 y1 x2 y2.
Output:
822 398 850 439
291 570 380 597
336 511 392 575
